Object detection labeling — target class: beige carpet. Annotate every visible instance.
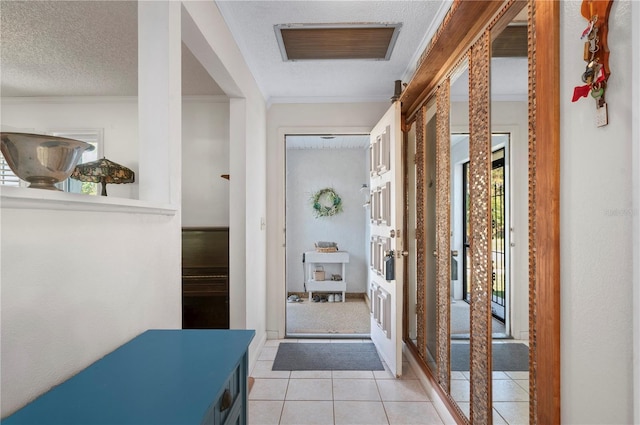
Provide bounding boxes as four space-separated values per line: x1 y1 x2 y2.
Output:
286 298 370 335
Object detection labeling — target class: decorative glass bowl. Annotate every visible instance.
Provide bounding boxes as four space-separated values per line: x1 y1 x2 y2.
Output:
1 132 95 190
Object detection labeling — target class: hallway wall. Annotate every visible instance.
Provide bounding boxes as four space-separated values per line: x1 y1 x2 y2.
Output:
285 147 368 294
0 206 181 417
182 1 268 364
181 98 230 227
0 1 266 417
560 1 634 423
0 96 182 417
633 3 640 423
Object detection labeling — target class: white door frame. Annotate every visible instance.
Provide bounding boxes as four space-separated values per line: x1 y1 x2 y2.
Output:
632 2 640 423
273 126 375 339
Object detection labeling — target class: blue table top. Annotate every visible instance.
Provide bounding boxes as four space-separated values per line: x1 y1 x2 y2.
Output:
3 329 255 425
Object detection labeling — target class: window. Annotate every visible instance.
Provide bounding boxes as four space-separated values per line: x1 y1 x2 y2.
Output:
0 153 21 187
51 130 103 195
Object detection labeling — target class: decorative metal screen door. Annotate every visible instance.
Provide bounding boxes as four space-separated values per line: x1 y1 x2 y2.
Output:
462 146 508 323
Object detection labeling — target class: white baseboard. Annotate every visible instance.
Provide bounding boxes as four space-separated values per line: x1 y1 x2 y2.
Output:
403 344 457 425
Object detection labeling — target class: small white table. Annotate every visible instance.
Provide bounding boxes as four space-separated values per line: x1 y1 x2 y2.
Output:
304 251 349 302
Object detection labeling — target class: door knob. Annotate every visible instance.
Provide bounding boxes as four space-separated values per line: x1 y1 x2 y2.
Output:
394 251 409 258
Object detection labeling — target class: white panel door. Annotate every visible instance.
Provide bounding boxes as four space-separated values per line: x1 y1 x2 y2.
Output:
368 102 404 377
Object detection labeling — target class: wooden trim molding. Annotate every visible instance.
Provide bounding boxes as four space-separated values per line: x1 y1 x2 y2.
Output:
527 0 539 422
400 1 505 118
531 0 561 423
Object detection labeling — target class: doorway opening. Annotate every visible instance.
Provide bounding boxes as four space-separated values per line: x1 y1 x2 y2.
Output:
284 134 371 338
462 147 508 322
455 134 511 337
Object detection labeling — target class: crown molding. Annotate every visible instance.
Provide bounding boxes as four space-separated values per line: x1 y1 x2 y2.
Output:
1 95 230 104
401 0 455 84
267 95 390 108
1 96 138 104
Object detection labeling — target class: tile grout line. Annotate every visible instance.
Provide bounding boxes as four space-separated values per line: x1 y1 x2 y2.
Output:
374 374 392 425
331 368 336 425
264 340 528 424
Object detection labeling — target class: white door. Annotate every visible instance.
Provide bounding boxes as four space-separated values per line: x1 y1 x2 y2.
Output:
368 102 404 377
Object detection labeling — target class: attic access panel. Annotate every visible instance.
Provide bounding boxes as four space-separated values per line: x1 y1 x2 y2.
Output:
275 23 402 61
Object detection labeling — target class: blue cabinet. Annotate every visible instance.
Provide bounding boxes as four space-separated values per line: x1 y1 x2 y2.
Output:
3 329 255 425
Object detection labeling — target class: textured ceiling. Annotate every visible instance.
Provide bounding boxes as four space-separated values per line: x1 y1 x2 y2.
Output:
216 0 449 102
1 1 525 102
0 1 223 97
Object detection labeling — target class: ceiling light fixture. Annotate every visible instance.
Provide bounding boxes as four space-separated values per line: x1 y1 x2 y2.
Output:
274 23 402 61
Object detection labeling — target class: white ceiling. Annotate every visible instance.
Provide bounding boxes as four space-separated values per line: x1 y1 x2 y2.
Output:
0 0 450 101
0 0 526 103
216 0 450 102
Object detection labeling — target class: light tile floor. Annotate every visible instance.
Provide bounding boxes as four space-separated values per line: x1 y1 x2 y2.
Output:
249 339 446 425
251 339 531 424
451 370 530 424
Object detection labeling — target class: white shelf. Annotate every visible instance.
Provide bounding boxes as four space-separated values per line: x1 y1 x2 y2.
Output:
304 251 349 263
304 251 349 302
306 280 346 293
0 186 176 215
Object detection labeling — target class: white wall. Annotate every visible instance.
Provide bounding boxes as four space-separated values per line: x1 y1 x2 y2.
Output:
285 147 368 294
181 1 268 365
1 98 139 200
0 206 181 417
181 97 230 227
2 0 264 416
1 97 231 226
0 4 238 416
0 3 188 416
0 92 232 415
633 3 640 423
266 101 389 338
560 1 634 423
0 102 183 420
243 96 267 359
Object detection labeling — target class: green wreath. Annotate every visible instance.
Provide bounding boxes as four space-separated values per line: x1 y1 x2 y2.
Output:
311 188 343 218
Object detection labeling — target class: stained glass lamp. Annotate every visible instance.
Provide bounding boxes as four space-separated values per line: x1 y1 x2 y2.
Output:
71 157 135 196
